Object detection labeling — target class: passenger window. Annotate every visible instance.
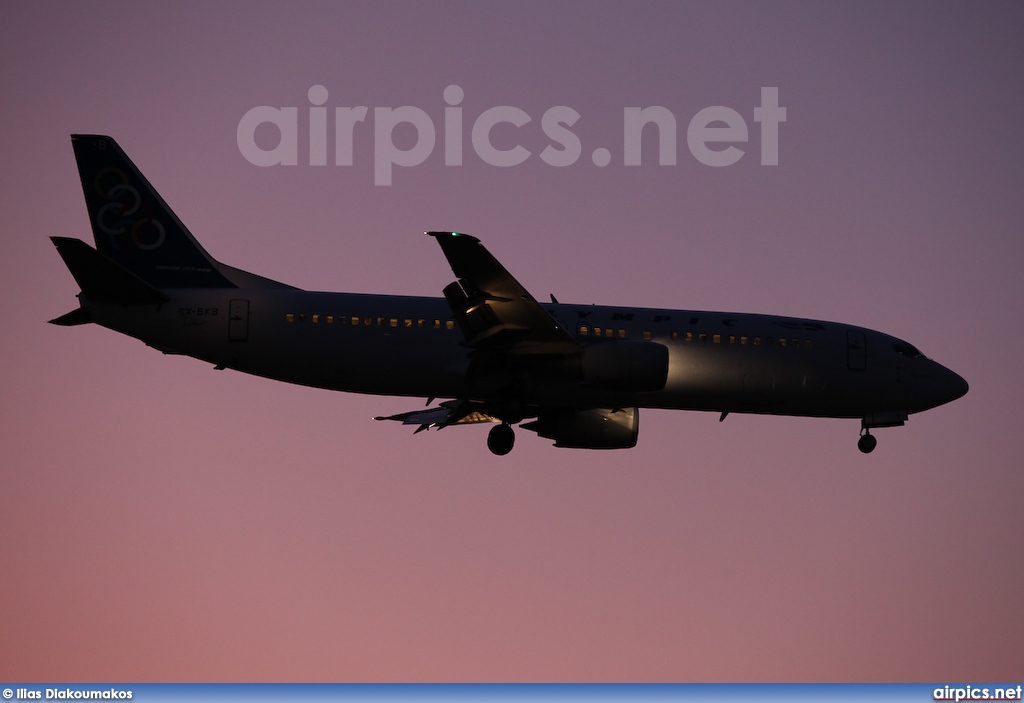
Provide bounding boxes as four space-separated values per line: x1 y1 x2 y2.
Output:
389 318 398 327
326 315 333 324
312 314 320 324
671 331 678 340
298 314 306 322
605 328 614 338
712 334 721 343
446 320 454 330
740 336 747 345
643 331 652 340
618 329 626 339
405 319 413 327
594 327 602 336
578 325 589 336
699 333 707 342
286 313 295 323
779 338 787 347
685 331 693 342
753 336 761 346
728 335 735 344
805 339 813 349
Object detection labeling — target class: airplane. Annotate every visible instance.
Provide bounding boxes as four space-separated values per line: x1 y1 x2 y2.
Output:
50 134 968 456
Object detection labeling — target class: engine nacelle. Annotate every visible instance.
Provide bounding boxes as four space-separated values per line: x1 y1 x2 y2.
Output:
579 340 669 392
523 407 640 449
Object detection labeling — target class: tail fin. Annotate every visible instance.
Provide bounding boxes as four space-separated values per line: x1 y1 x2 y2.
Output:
71 134 235 289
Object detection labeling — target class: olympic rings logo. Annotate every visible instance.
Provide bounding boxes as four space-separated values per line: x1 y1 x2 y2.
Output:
93 167 165 251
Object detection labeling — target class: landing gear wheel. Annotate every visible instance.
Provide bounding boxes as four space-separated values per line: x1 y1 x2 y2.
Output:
858 432 877 454
487 423 515 456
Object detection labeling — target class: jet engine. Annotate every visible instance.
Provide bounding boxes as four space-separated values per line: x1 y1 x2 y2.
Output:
577 340 669 392
522 407 639 449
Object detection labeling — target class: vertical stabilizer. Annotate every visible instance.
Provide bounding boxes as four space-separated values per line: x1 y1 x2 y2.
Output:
71 134 235 289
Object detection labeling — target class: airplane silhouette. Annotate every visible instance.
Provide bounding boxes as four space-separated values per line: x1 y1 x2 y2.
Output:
51 135 968 455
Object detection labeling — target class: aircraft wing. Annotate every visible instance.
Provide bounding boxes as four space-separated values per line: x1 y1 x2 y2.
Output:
427 232 579 355
374 399 502 433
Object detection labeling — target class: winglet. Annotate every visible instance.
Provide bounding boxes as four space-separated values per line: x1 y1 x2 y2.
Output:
425 231 479 242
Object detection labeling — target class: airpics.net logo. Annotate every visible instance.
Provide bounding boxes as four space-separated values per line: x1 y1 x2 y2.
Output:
237 85 786 185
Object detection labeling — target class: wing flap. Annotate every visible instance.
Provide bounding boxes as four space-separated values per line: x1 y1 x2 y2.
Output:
375 399 501 433
428 232 579 355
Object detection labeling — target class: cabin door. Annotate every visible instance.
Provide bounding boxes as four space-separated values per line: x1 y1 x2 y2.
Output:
229 299 249 342
847 331 866 371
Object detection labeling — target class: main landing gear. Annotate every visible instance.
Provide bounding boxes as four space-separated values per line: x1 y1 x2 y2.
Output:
487 423 515 456
857 429 877 454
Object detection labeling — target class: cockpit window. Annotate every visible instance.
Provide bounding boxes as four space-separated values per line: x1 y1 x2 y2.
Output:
894 342 924 358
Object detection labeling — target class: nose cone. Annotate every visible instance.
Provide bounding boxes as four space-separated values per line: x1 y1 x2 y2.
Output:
942 366 969 403
919 361 968 410
902 359 968 413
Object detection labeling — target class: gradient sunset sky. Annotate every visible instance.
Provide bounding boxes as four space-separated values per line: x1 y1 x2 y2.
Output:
1 1 1022 682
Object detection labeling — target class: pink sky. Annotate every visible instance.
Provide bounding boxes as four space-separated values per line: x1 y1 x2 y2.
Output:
1 1 1022 681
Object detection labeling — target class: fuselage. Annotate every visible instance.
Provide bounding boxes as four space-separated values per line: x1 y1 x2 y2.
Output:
83 288 967 422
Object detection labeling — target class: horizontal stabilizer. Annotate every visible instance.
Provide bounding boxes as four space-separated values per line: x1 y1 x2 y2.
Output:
48 307 93 326
51 236 168 305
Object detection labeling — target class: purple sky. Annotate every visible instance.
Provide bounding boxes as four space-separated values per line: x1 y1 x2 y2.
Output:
2 0 1022 681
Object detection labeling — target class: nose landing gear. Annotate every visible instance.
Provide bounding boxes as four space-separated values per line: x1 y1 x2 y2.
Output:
487 423 515 455
858 412 907 454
